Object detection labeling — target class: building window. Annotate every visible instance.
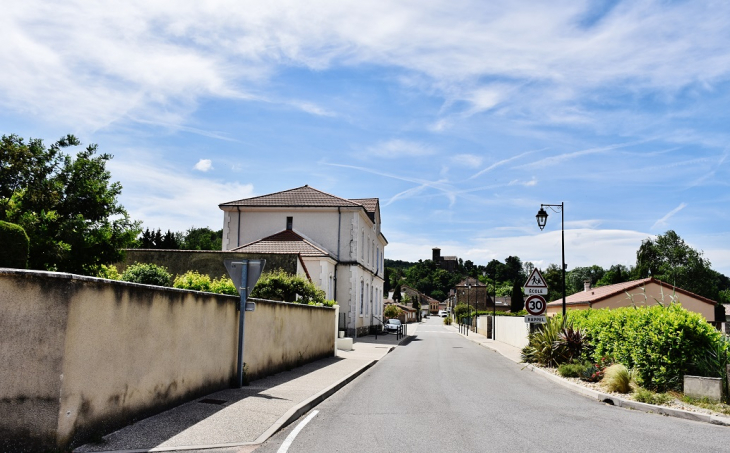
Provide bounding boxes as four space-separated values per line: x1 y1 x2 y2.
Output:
360 280 364 315
286 216 293 230
365 283 369 314
361 230 364 259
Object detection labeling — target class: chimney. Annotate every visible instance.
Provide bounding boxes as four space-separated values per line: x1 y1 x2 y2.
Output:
432 247 441 262
583 279 591 292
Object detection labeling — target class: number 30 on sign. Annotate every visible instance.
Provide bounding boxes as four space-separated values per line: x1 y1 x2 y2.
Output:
525 295 546 316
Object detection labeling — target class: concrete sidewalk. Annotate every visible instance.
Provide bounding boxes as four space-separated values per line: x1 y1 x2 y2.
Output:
75 325 419 453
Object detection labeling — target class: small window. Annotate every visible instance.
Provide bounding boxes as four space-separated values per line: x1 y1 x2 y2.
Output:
286 217 293 230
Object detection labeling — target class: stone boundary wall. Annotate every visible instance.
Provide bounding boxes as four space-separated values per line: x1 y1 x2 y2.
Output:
117 249 298 280
0 269 335 451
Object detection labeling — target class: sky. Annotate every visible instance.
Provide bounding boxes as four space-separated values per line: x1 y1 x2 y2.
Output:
3 0 730 276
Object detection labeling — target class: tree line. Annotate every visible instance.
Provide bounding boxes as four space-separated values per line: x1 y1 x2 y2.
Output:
386 230 730 307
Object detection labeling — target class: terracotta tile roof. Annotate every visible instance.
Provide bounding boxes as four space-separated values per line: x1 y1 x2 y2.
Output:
230 230 332 258
220 185 365 209
546 277 717 306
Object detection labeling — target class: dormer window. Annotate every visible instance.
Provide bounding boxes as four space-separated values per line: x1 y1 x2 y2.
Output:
286 216 293 230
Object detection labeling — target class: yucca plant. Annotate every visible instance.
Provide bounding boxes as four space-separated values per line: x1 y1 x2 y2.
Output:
521 316 565 366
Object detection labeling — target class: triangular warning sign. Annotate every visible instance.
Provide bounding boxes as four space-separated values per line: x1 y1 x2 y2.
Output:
524 268 548 289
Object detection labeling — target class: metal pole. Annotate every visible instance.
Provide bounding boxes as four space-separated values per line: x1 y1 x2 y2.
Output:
561 202 566 320
466 284 470 336
236 261 249 388
492 273 496 340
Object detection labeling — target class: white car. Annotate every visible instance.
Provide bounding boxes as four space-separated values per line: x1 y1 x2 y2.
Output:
384 319 402 333
438 310 448 317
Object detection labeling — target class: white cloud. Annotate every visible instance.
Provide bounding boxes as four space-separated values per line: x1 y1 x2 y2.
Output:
194 159 213 172
109 158 254 232
450 154 483 168
651 202 687 230
5 1 730 131
367 139 435 158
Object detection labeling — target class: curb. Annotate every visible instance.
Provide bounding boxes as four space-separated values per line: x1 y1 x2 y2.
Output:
90 359 380 453
455 327 730 428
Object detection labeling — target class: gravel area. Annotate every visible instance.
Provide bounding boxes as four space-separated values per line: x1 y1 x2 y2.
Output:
538 365 730 417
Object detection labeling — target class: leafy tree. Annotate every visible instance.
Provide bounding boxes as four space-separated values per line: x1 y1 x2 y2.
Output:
636 230 719 300
566 265 605 295
0 134 139 274
542 264 565 303
595 264 631 287
181 227 222 250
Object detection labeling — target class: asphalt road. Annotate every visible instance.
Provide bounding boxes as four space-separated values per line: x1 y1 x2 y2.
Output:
256 317 730 452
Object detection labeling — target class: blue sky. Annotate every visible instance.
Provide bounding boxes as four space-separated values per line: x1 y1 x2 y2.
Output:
3 0 730 276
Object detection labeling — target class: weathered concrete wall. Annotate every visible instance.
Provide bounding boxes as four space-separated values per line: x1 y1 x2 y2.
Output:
0 269 334 450
244 298 336 380
117 249 298 279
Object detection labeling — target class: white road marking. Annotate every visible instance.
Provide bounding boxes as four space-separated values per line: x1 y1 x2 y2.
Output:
276 410 319 453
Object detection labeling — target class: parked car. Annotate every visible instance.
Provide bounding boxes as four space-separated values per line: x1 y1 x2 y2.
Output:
438 310 448 317
384 318 402 333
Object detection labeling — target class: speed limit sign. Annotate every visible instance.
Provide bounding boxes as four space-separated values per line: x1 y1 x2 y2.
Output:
525 295 546 316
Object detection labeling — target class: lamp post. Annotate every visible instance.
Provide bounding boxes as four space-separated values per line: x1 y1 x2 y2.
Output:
536 203 566 319
485 270 495 340
466 282 471 336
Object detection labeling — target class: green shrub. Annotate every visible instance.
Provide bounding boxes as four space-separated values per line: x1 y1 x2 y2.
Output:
173 271 212 292
0 220 29 268
558 361 593 378
251 268 333 306
603 363 634 393
121 262 172 287
569 304 725 392
443 315 453 325
210 275 238 296
384 304 402 319
633 388 672 405
96 264 120 280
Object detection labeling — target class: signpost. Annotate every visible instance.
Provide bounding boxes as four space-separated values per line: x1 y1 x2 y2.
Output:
225 259 266 388
523 269 548 324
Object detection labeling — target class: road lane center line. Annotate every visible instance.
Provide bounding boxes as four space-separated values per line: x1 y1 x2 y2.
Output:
277 410 319 453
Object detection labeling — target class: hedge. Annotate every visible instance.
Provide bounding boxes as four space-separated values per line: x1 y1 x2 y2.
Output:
0 220 29 269
568 304 726 391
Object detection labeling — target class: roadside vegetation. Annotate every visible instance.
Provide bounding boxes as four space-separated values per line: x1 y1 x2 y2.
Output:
521 302 730 407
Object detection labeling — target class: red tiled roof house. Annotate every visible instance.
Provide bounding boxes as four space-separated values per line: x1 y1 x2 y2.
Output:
219 186 387 336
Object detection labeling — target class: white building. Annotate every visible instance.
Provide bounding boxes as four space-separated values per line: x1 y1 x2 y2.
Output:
219 185 387 337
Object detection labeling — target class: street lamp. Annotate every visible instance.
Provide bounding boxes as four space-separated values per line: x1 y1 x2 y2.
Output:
466 282 471 336
535 203 566 319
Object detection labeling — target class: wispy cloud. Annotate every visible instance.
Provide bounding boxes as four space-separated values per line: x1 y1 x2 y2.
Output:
367 139 435 158
651 203 688 230
451 154 483 168
470 149 545 180
516 140 650 170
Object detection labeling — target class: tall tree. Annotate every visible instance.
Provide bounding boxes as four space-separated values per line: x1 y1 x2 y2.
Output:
0 134 139 274
510 280 525 313
636 230 719 300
